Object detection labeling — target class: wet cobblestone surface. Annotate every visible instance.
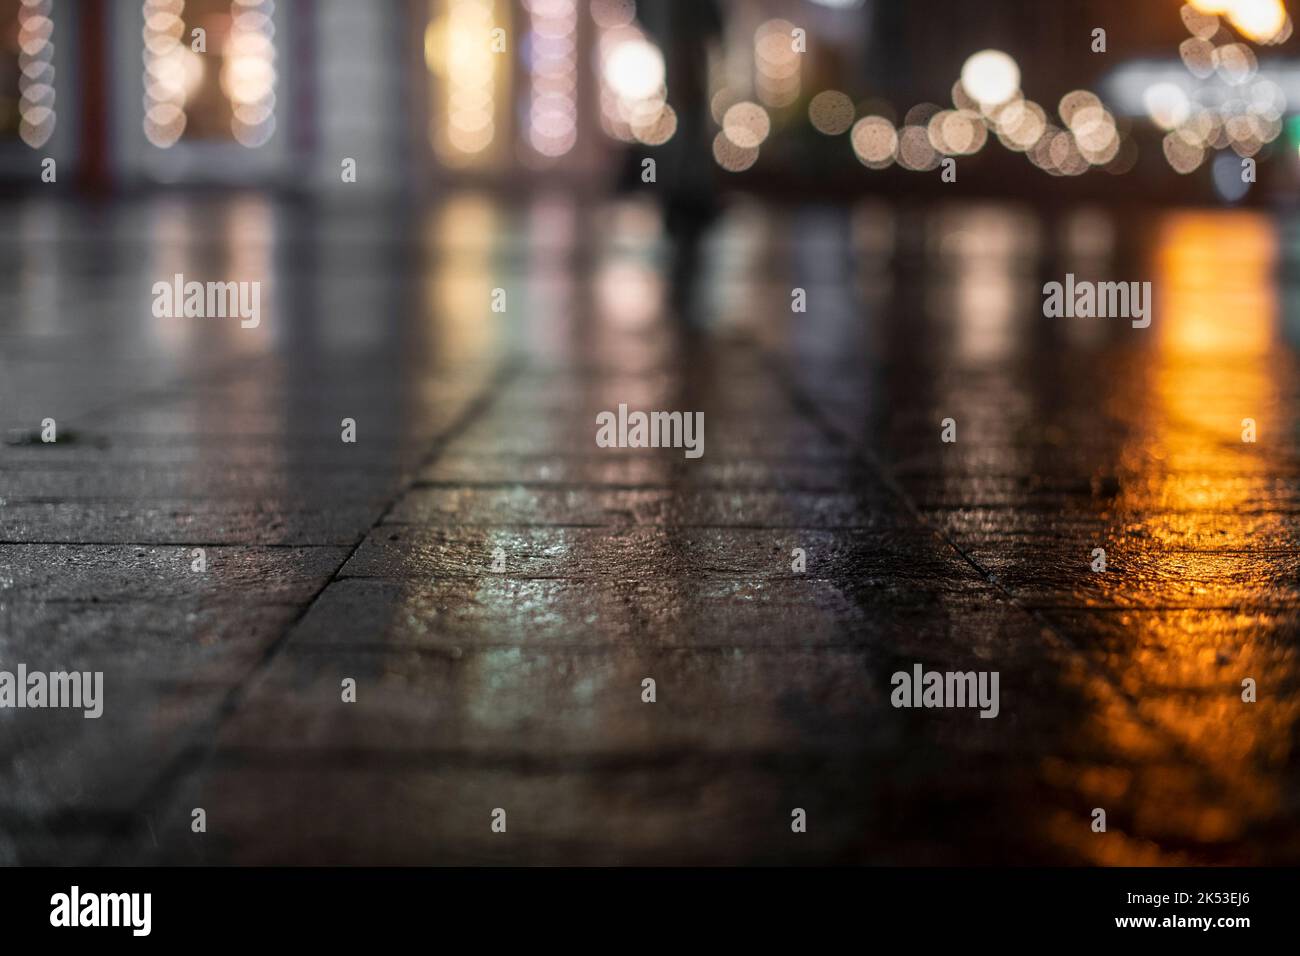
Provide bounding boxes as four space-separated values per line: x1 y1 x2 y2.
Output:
1 196 1298 864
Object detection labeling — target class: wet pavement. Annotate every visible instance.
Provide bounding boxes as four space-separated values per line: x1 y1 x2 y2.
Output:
1 193 1298 864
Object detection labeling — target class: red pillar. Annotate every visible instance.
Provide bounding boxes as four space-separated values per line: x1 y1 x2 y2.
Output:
76 0 109 192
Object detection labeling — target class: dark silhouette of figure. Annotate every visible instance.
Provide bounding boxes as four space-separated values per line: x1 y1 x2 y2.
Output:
619 0 725 326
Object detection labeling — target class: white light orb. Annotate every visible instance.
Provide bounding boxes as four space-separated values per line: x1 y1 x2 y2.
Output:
960 49 1020 106
605 40 664 102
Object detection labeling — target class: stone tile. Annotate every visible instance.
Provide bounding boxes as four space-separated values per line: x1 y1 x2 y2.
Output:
0 679 229 822
286 578 1035 650
0 434 433 471
0 466 405 503
339 526 971 586
439 417 845 459
0 601 299 680
0 503 379 545
0 544 348 602
213 644 899 757
418 454 868 491
386 487 891 528
135 763 866 865
966 544 1300 609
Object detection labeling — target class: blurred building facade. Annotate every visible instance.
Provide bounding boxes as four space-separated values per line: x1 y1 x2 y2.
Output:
0 0 1298 202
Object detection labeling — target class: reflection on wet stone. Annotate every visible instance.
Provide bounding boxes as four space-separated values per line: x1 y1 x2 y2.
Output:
2 191 1299 866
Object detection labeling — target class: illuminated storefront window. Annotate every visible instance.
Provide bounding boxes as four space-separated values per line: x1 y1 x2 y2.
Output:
142 0 276 149
1 0 56 148
425 0 507 167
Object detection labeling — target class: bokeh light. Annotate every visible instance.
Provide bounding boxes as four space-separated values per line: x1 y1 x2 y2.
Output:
223 0 277 148
1145 82 1191 130
604 38 663 101
809 90 855 135
17 0 56 148
525 0 579 158
427 0 502 163
850 115 898 168
596 10 673 146
712 130 759 171
723 101 771 149
142 0 199 148
960 49 1020 107
754 18 801 109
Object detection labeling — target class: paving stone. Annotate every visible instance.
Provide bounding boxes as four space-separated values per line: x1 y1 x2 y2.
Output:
0 466 405 502
418 453 869 491
440 417 846 459
926 507 1300 552
967 545 1300 609
0 678 230 824
0 601 300 680
0 503 381 546
339 526 974 587
386 487 892 528
286 578 1032 650
213 645 901 757
0 544 348 602
135 763 868 865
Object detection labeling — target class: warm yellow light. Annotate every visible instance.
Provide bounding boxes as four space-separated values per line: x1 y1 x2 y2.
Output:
1192 0 1290 42
1226 0 1288 41
1050 209 1286 865
430 0 502 163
